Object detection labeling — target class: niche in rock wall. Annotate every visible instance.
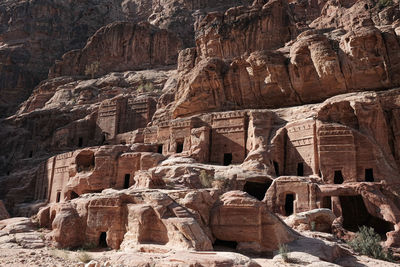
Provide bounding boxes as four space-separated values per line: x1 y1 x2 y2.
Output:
339 195 394 239
76 151 95 172
365 168 374 182
176 140 184 153
297 163 304 176
99 232 108 248
70 191 79 200
213 239 238 251
124 174 131 189
322 196 332 210
138 209 169 245
243 181 272 201
223 153 232 166
285 193 295 216
157 144 163 154
78 137 83 147
56 191 61 203
334 170 344 184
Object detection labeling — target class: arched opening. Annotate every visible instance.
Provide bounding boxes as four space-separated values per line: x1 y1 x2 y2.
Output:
99 232 108 248
285 194 295 216
322 196 332 210
76 150 95 172
56 192 61 203
365 168 374 182
157 144 163 154
70 191 79 200
297 163 304 176
339 195 394 239
223 153 232 166
124 174 131 189
78 137 83 147
273 161 280 176
243 181 271 201
334 170 344 184
213 239 238 251
176 141 183 153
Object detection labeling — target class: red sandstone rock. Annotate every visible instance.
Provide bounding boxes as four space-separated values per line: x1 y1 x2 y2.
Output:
0 201 9 220
210 191 298 253
49 22 183 78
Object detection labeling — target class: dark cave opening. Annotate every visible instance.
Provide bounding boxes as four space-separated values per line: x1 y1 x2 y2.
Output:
285 194 295 216
213 239 238 251
124 174 131 189
99 232 108 248
176 141 183 153
243 181 271 201
322 196 332 210
365 168 374 182
223 153 232 166
70 191 79 200
334 170 344 184
340 195 394 239
297 162 304 176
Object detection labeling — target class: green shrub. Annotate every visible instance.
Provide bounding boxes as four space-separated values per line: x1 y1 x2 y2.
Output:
348 226 393 261
278 243 290 262
378 0 393 9
199 170 213 188
77 251 92 263
84 61 100 79
310 221 316 231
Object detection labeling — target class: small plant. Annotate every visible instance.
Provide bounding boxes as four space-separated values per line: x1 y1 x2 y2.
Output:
49 248 70 260
137 75 155 92
199 170 214 188
77 251 93 263
378 0 393 9
278 243 290 262
348 226 393 261
310 221 316 231
85 61 100 79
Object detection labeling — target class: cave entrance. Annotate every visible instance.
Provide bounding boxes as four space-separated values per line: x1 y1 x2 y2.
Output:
157 144 163 154
176 141 183 153
56 192 61 203
273 161 280 176
365 168 374 182
285 194 295 216
243 181 271 201
339 195 394 239
99 232 108 248
78 137 83 147
71 191 79 200
322 196 332 210
76 150 95 172
124 174 131 189
297 163 304 176
334 170 344 184
223 153 232 166
213 239 238 251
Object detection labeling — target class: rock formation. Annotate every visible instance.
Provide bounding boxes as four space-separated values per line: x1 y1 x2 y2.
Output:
1 0 400 265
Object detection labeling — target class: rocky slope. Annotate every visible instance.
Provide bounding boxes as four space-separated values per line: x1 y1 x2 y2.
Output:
1 0 400 266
